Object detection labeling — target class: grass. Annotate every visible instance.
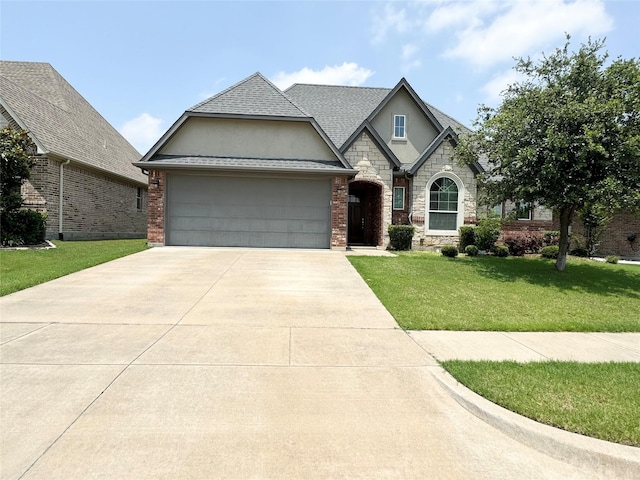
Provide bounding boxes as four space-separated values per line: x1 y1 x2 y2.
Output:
441 360 640 446
348 252 640 331
0 239 149 296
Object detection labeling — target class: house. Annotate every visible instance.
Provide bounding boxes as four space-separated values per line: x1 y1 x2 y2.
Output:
135 72 482 249
0 61 147 240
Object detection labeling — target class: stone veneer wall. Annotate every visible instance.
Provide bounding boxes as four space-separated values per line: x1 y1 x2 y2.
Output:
411 140 477 247
343 132 394 246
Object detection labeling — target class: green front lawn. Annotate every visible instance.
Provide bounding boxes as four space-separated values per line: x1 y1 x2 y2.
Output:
442 360 640 446
348 252 640 331
0 239 149 296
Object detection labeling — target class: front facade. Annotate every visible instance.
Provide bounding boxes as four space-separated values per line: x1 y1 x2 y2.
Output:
137 73 482 249
0 61 147 240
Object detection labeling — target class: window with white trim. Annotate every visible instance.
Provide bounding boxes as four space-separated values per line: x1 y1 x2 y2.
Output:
393 115 406 139
393 187 405 210
429 177 458 230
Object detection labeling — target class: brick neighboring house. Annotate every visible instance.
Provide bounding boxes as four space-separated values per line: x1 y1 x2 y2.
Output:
135 73 482 249
0 61 147 240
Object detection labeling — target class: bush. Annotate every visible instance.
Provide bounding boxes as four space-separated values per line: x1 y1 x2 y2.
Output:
543 230 561 246
441 245 459 257
540 245 560 259
458 226 476 250
388 225 415 251
1 210 47 246
475 217 501 251
570 247 589 257
606 255 619 264
502 231 543 256
493 245 509 257
465 245 479 256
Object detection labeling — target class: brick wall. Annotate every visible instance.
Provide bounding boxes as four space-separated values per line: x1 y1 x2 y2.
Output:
147 170 166 245
392 176 410 225
331 176 348 248
567 211 640 260
27 156 147 240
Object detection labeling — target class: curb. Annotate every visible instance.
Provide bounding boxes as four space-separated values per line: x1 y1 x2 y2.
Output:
432 367 640 479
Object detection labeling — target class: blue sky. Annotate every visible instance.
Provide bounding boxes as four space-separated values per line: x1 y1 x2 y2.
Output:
2 0 638 154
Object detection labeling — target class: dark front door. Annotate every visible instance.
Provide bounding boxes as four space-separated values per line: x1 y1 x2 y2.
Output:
348 198 365 244
348 181 382 246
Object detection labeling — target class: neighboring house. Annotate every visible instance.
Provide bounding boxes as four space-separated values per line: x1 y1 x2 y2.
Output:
135 72 482 249
0 61 147 240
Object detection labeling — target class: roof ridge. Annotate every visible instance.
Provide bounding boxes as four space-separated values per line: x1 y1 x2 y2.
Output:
188 73 263 111
285 83 391 92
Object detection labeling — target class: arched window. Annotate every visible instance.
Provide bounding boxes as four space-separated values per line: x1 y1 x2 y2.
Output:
426 173 464 233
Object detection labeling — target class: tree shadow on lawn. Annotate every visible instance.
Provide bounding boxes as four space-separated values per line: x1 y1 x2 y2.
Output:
470 256 640 300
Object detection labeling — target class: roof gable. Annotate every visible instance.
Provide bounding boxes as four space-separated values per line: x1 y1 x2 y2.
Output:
0 61 145 184
190 72 309 118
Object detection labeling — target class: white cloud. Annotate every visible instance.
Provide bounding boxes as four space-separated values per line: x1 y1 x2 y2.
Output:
120 113 164 154
370 3 412 44
401 44 422 72
370 0 614 69
442 0 614 67
271 62 375 90
482 69 527 103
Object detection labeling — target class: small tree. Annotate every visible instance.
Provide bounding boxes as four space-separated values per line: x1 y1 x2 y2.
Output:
455 36 640 271
1 126 42 245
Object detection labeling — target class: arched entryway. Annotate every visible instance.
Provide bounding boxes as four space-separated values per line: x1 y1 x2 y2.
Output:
348 181 383 246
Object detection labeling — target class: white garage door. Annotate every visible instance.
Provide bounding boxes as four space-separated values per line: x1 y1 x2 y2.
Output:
166 174 331 248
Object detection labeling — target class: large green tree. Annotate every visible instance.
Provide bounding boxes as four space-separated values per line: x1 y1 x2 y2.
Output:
1 126 36 213
456 37 640 270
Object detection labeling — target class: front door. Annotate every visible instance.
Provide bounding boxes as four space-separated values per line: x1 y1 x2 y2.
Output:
348 196 365 244
347 181 382 246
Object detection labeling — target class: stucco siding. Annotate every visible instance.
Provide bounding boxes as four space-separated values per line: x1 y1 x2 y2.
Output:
369 89 439 164
160 117 338 161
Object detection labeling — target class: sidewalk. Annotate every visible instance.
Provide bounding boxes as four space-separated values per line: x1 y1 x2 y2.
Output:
409 331 640 362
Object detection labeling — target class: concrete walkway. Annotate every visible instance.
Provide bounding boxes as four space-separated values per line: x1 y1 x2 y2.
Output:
1 248 638 479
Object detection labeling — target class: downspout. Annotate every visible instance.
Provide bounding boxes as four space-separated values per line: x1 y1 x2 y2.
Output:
58 159 70 240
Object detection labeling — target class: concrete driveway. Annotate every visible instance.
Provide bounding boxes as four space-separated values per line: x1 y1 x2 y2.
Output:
0 248 616 479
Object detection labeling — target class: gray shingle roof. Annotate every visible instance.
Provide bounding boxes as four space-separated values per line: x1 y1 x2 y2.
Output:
146 155 351 174
0 61 146 184
285 83 471 149
284 84 389 148
190 73 309 118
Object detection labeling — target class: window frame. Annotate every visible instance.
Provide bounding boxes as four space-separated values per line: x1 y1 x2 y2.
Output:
392 186 405 210
393 114 406 139
136 187 143 211
516 202 532 220
425 172 465 235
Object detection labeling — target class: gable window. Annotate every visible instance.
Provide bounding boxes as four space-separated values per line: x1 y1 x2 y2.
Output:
393 115 406 139
393 187 405 210
516 202 531 220
426 174 464 233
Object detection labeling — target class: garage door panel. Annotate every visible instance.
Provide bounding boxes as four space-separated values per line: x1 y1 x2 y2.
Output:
167 175 331 248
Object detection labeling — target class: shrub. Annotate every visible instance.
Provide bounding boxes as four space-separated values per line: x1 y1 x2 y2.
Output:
475 217 501 251
1 210 47 246
465 245 479 256
606 255 619 264
543 230 561 246
493 245 509 257
458 226 476 250
388 225 415 251
570 247 589 257
541 245 560 259
441 245 459 257
502 231 543 256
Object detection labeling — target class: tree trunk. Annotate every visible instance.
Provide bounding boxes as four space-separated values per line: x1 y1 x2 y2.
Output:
555 206 574 271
